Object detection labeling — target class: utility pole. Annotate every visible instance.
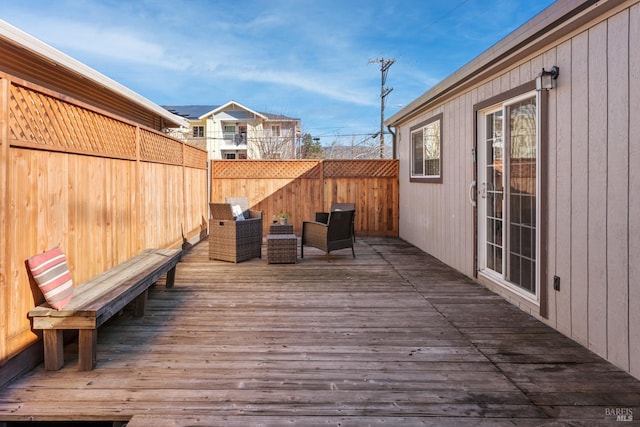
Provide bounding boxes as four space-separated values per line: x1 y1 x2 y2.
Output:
369 57 395 158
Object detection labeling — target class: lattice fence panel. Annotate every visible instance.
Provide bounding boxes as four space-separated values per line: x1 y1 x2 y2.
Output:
183 144 208 170
139 128 183 165
211 160 322 179
9 84 136 159
323 160 398 178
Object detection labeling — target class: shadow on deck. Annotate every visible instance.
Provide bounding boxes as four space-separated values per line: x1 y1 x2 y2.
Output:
1 237 639 426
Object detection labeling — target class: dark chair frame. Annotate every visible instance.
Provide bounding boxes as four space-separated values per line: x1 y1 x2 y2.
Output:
315 202 356 242
301 210 355 259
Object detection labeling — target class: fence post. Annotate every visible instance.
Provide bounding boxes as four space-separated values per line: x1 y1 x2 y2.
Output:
319 160 325 211
134 125 142 253
182 142 186 243
0 78 9 361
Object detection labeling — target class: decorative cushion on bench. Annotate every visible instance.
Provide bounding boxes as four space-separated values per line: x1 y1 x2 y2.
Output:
27 246 74 310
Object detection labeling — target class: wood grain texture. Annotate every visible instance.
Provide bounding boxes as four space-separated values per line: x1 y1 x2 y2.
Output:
0 75 207 367
393 1 640 385
1 237 638 425
27 249 181 371
210 160 398 237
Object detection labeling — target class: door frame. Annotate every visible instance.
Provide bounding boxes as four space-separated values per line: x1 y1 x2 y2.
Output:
472 81 549 318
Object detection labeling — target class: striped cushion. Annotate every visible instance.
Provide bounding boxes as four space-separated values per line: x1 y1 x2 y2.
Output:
27 247 74 310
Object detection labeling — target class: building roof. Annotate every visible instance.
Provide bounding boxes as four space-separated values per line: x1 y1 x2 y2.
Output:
164 102 300 122
0 19 189 129
164 105 219 120
386 0 617 126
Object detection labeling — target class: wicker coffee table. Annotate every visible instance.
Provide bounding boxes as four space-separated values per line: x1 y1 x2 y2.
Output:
267 225 297 264
269 223 293 234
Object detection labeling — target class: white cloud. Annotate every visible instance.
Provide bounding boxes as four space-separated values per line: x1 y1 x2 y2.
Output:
3 0 556 142
27 18 185 70
214 66 377 107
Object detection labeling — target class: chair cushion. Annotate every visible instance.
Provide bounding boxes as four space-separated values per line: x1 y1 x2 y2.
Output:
27 246 74 310
232 204 245 221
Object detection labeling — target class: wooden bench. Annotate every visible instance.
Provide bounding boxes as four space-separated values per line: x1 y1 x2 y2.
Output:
28 248 182 371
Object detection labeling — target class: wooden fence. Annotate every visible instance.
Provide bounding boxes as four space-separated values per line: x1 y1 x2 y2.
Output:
210 160 399 237
0 74 208 373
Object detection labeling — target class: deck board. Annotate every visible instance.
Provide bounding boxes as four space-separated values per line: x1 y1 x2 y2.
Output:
1 237 639 425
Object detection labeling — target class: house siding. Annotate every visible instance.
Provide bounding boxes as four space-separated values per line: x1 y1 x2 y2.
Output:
395 0 640 379
629 1 640 380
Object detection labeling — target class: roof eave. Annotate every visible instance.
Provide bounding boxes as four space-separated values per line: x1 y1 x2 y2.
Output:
386 0 616 127
199 101 268 121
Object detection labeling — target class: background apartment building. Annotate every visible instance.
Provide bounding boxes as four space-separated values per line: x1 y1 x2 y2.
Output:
165 101 301 160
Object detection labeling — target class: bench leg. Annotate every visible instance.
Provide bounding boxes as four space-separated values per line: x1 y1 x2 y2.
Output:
42 329 64 371
134 289 148 317
78 329 97 371
165 265 177 288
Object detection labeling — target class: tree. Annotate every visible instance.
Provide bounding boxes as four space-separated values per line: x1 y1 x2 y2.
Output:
246 118 298 159
300 133 323 159
323 134 388 159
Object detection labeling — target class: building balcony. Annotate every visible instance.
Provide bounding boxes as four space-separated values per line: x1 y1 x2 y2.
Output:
223 133 246 146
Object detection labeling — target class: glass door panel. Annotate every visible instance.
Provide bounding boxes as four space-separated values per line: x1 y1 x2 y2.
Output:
506 98 537 293
485 110 503 274
478 95 538 298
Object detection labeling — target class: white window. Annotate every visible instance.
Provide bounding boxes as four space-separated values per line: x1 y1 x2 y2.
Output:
410 114 442 182
271 125 281 137
192 126 204 138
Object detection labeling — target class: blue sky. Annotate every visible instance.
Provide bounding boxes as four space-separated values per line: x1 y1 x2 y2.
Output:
3 0 554 146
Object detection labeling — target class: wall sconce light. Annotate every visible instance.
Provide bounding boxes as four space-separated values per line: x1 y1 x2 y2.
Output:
536 66 559 91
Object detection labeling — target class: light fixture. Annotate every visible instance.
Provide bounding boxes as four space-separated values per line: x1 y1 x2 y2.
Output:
536 66 559 91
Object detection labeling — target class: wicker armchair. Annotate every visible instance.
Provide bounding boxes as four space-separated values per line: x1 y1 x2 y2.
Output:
315 202 356 242
209 197 263 263
301 209 355 258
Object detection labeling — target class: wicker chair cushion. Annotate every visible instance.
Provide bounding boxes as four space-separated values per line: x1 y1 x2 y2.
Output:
226 197 251 219
231 205 245 221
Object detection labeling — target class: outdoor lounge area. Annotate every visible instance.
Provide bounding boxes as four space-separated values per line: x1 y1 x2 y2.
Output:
1 237 639 425
3 4 640 423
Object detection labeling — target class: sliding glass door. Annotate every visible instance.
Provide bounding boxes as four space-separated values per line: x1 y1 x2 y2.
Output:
478 94 539 299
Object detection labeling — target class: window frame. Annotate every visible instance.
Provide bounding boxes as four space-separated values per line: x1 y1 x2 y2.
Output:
409 113 443 183
192 125 204 138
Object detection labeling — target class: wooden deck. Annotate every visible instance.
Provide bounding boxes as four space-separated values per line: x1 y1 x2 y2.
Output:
1 237 639 426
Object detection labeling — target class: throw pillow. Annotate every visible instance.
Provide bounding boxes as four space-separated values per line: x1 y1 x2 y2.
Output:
27 246 74 310
232 204 245 221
